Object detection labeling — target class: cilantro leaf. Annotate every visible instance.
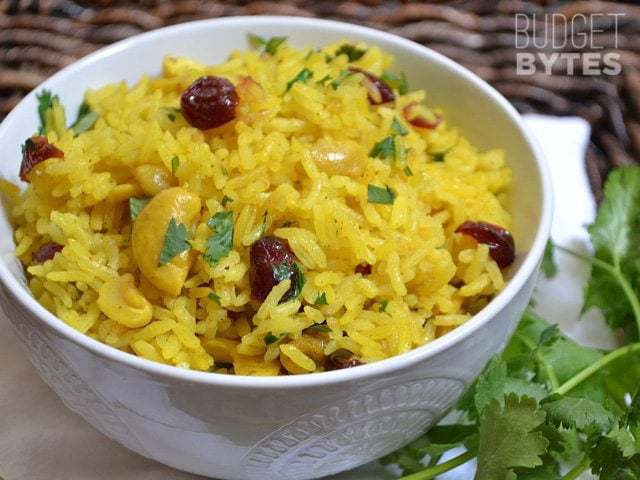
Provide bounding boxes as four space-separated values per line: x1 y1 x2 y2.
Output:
584 166 640 341
314 292 328 305
335 44 366 62
403 165 413 176
204 211 234 266
473 357 548 416
433 151 447 162
221 195 233 207
475 394 549 480
541 240 558 278
379 299 389 312
36 90 64 135
128 197 150 221
171 156 180 175
369 136 395 159
158 218 190 265
390 117 409 136
285 68 313 92
367 184 396 205
264 331 283 345
163 106 181 122
208 292 221 305
330 70 353 89
248 34 287 55
542 396 616 432
380 71 409 95
316 74 332 86
70 102 99 134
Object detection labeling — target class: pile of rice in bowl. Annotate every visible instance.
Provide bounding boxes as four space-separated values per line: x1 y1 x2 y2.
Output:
3 37 514 375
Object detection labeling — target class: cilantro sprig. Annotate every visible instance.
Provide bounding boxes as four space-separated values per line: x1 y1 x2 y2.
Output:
203 211 234 266
383 166 640 480
248 34 287 55
158 218 190 265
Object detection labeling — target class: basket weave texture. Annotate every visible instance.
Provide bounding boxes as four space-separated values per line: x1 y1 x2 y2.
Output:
2 0 640 199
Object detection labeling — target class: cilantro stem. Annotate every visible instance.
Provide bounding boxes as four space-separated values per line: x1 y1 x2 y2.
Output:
556 245 640 338
560 456 590 480
514 332 560 390
398 449 476 480
553 342 640 396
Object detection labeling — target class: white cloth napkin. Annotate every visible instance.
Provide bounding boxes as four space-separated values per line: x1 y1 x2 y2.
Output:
0 115 604 480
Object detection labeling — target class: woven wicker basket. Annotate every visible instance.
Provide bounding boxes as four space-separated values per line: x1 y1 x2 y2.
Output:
2 0 639 198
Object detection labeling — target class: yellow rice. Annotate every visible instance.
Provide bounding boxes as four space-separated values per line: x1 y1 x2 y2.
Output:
6 39 512 375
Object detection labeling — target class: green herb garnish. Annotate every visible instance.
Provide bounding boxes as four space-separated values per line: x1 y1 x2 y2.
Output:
314 292 328 305
128 197 150 221
171 156 180 175
208 292 221 305
164 107 181 122
316 74 332 86
380 71 409 95
285 68 313 92
158 218 190 265
204 211 234 266
335 44 367 62
403 165 413 177
433 151 447 162
248 34 287 55
541 240 558 279
36 90 62 135
379 300 389 312
369 136 395 160
307 324 332 333
390 118 409 136
330 70 353 89
264 331 287 345
367 184 396 205
221 195 234 207
70 102 99 134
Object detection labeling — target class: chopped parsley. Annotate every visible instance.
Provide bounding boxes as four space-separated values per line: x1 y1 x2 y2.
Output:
330 70 353 89
369 136 395 160
128 197 150 221
36 90 61 135
335 44 367 62
248 34 287 55
70 102 99 134
367 184 396 205
264 331 287 345
379 299 389 312
314 292 328 305
541 240 557 279
403 165 414 176
276 261 306 302
207 292 221 305
307 324 331 333
433 151 447 162
316 74 332 86
259 210 268 237
390 118 409 136
164 107 181 122
285 68 313 92
158 218 190 266
221 195 234 207
204 211 234 266
380 71 409 95
171 156 180 175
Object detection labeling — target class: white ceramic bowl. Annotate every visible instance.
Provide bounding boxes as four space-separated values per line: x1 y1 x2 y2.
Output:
0 16 551 480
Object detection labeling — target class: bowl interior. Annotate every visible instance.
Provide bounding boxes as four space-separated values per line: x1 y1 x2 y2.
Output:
0 17 549 382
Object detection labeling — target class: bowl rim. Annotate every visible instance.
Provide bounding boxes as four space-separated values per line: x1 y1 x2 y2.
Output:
0 15 552 389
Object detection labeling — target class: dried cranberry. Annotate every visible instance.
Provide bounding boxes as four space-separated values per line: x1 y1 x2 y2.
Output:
180 76 239 130
355 263 372 275
326 349 365 370
403 102 441 129
19 136 64 182
250 236 301 301
33 242 63 263
348 68 394 105
455 221 515 268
